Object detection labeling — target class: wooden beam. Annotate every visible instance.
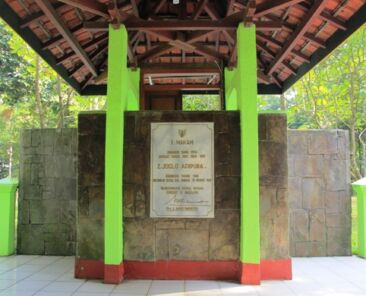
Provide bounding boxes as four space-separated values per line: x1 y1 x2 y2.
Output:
143 84 220 91
68 42 108 77
255 0 305 18
320 11 347 30
56 33 108 65
192 0 208 20
42 16 100 49
56 0 109 18
226 0 235 16
266 0 326 75
303 32 326 48
130 0 140 17
35 0 98 76
20 2 66 28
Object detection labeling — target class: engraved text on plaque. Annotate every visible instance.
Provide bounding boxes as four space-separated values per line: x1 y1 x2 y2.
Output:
150 123 214 218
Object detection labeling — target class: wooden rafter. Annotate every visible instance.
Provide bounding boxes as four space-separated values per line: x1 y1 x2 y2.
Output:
192 0 208 20
20 2 66 28
56 0 109 19
56 33 108 65
255 0 306 18
35 0 98 76
266 0 326 75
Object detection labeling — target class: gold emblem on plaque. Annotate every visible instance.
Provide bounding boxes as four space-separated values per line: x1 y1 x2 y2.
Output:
178 129 187 138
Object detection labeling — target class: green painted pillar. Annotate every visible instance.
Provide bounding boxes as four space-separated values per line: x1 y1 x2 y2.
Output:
352 178 366 258
237 23 261 285
104 24 128 283
127 68 141 111
0 178 18 256
224 68 238 111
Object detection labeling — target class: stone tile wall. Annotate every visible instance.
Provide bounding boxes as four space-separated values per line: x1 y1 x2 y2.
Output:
18 129 77 255
288 130 351 256
77 112 290 263
259 114 289 260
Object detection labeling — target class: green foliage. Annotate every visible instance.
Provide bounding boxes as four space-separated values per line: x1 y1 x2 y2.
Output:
0 19 105 178
183 94 221 111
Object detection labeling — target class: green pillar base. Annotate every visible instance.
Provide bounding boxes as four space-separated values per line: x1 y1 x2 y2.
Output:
352 178 366 258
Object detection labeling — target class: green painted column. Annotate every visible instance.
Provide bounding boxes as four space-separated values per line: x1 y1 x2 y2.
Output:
237 23 261 284
352 178 366 258
0 178 18 256
104 24 128 271
224 68 238 111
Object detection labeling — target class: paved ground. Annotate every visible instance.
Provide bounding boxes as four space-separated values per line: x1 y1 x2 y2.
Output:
0 256 365 295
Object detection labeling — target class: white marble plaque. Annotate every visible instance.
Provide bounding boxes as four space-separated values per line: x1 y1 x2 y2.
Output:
150 122 214 218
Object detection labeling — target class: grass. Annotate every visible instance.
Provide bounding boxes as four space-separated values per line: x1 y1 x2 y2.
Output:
352 196 358 254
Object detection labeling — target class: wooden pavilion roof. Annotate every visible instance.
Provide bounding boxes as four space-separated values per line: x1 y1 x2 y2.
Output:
1 0 365 95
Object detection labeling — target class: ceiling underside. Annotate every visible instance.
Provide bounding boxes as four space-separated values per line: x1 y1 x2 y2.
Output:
1 0 365 95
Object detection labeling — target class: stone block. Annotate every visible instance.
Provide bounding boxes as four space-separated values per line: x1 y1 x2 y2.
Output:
292 209 309 242
214 113 229 133
17 225 44 255
215 177 240 209
260 142 287 177
267 115 287 143
185 220 209 230
294 242 310 257
124 219 155 260
294 155 323 177
169 229 209 260
135 187 146 217
308 131 338 155
260 186 276 217
209 210 239 260
216 133 231 162
29 200 59 224
124 185 135 218
31 130 41 147
309 209 325 242
302 178 324 209
287 131 308 155
21 130 32 148
337 131 350 160
18 200 30 224
288 177 302 209
24 185 41 200
258 114 267 141
156 220 185 230
326 227 351 256
325 191 339 213
124 145 146 184
77 217 104 259
323 158 347 191
155 230 169 260
55 178 77 200
326 213 349 228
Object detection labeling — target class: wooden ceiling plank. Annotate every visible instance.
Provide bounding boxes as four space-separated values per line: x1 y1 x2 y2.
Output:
35 0 98 76
320 11 347 30
56 33 108 65
255 0 306 18
266 0 326 75
226 0 236 16
20 2 66 28
56 0 109 19
303 32 326 48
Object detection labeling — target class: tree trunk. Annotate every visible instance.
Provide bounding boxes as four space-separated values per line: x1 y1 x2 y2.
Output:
57 75 64 128
35 55 45 128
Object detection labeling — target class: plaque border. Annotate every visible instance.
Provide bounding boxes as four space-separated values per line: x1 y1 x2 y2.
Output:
150 122 215 218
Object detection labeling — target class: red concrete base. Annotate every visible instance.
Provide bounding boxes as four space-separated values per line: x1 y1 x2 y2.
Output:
124 260 239 280
74 258 104 280
74 258 292 284
104 263 124 284
261 258 292 280
240 263 261 285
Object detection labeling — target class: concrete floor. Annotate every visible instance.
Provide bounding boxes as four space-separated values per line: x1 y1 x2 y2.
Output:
0 256 365 295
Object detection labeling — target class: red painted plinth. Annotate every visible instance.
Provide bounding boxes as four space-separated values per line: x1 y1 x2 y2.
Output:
124 260 239 280
240 263 261 285
104 263 124 284
74 258 292 284
75 258 104 280
261 258 292 280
